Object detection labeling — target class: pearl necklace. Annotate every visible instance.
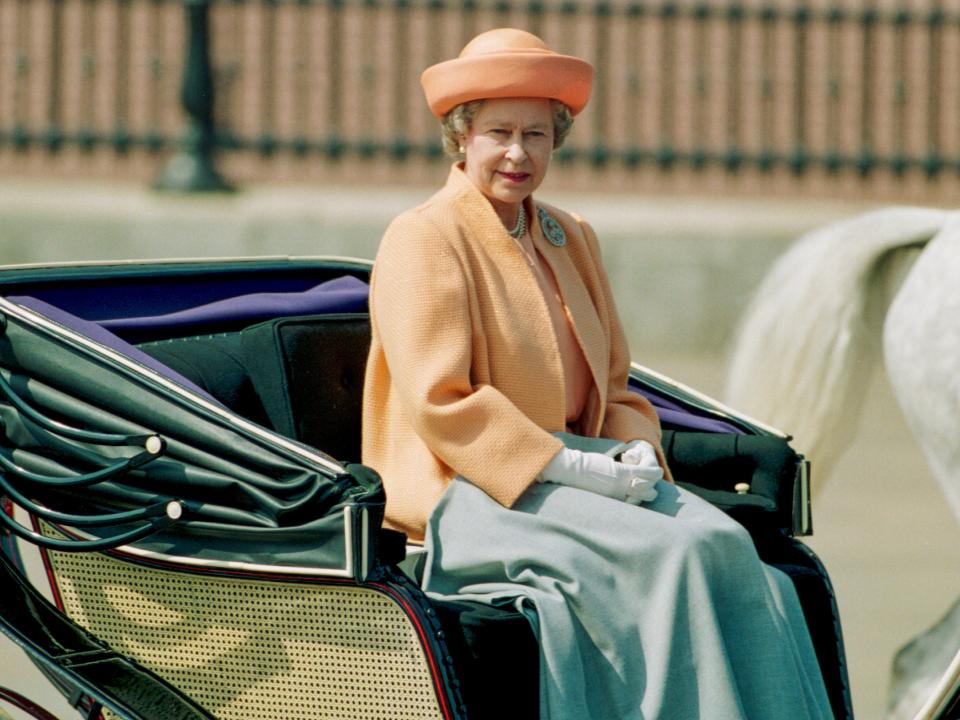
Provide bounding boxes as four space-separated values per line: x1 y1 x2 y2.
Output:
507 205 527 239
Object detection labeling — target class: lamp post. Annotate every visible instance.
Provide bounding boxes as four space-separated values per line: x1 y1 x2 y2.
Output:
155 0 232 192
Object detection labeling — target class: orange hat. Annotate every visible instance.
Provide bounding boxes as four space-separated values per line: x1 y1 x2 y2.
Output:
421 28 594 118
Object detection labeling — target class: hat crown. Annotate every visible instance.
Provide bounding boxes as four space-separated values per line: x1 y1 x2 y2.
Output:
421 26 592 117
459 28 550 58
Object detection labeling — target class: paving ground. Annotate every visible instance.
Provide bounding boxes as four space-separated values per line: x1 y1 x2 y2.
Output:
1 180 957 718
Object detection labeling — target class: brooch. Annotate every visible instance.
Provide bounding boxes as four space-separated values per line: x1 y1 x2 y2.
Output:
538 207 567 247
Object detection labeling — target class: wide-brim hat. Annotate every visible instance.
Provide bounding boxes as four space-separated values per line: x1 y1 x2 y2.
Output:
421 28 594 118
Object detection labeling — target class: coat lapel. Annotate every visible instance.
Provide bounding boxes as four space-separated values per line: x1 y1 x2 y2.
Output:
531 205 608 425
448 168 569 426
445 166 608 432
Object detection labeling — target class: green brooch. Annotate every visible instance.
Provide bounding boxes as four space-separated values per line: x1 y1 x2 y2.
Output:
538 207 567 247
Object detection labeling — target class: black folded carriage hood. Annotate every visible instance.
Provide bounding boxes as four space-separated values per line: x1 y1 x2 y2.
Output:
0 295 385 576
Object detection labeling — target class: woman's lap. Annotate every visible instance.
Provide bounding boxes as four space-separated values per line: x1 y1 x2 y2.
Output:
422 479 833 719
423 479 758 601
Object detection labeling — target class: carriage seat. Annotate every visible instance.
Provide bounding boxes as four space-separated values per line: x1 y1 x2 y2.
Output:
5 292 845 720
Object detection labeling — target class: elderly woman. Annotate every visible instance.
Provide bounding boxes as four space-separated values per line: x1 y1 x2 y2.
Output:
362 28 833 720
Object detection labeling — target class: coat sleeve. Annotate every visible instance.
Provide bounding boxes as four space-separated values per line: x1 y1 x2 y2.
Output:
576 218 674 481
370 212 563 507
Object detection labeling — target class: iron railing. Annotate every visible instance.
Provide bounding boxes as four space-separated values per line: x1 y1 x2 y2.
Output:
0 0 957 190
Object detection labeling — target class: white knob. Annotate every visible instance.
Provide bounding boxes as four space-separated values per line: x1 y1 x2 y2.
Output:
145 435 163 455
734 482 751 495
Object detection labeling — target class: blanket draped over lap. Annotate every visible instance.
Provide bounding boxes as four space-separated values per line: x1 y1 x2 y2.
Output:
422 477 834 720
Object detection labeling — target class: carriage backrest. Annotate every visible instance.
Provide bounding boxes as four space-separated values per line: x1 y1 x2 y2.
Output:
137 314 372 463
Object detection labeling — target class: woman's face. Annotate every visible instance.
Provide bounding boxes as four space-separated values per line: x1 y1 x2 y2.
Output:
462 98 554 216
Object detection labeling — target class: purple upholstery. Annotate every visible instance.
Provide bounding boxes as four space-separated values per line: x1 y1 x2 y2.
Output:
633 386 743 434
9 296 219 403
100 276 369 335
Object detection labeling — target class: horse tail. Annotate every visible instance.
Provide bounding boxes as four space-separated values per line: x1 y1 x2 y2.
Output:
724 207 948 477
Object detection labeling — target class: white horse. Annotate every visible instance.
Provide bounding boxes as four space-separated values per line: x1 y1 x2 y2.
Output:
724 207 960 720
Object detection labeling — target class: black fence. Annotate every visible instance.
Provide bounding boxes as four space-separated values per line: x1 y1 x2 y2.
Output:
0 0 957 191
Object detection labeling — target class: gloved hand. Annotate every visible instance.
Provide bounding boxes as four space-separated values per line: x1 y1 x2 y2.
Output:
618 440 664 503
539 447 658 505
619 440 664 478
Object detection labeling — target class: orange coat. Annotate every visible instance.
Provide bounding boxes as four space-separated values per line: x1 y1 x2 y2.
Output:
362 165 665 541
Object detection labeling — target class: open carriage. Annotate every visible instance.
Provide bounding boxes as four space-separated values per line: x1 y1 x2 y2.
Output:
0 256 873 719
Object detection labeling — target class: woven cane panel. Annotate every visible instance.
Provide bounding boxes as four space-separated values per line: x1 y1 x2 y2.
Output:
43 547 443 720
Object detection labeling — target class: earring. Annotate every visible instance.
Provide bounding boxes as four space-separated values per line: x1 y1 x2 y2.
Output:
459 145 465 154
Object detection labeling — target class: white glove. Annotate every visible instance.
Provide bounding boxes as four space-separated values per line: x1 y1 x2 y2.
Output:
619 440 664 478
618 440 664 504
539 447 658 505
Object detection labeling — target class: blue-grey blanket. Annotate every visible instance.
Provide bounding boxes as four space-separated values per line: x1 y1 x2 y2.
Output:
422 477 833 719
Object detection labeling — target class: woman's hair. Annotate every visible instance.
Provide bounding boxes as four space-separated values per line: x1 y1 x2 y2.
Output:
439 99 575 158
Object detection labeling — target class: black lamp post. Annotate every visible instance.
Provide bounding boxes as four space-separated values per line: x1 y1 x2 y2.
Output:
155 0 232 192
